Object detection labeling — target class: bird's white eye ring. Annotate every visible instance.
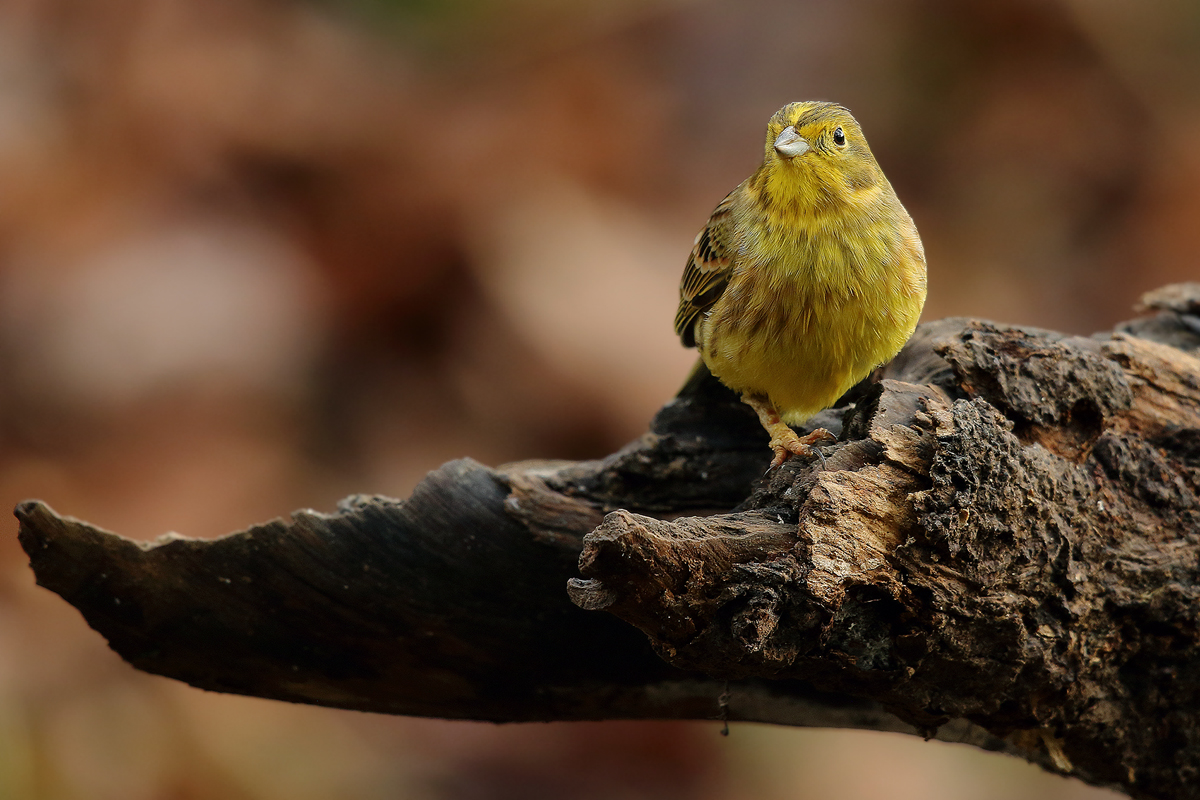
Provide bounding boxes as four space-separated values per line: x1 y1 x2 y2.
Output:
833 127 846 146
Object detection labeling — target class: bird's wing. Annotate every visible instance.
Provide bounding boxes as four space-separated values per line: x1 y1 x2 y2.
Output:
674 187 739 348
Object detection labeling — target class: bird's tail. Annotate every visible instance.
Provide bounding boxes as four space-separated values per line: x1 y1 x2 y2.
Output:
676 357 712 398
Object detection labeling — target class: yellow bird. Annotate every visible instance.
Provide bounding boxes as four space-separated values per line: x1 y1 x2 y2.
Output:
675 101 927 468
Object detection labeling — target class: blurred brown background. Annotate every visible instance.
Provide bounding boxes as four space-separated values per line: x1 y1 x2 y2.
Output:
0 0 1193 797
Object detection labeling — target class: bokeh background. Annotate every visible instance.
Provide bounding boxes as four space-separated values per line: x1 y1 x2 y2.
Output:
0 0 1195 797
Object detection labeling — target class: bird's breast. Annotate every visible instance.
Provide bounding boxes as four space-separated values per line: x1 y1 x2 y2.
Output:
698 211 925 423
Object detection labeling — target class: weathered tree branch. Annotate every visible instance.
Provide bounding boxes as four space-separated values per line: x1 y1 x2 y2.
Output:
14 284 1200 800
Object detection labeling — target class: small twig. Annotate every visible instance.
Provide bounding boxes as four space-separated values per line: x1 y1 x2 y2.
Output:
717 681 731 737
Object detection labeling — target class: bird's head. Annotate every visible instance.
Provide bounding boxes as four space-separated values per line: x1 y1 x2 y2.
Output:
762 101 883 198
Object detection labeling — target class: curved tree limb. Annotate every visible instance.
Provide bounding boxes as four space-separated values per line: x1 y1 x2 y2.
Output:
14 284 1200 800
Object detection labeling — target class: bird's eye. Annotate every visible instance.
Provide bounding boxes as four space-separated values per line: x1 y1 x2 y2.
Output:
833 127 846 146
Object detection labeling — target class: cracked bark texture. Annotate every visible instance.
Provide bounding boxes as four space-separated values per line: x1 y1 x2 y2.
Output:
15 283 1200 800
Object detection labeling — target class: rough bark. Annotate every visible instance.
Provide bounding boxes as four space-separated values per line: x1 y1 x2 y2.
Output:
14 284 1200 800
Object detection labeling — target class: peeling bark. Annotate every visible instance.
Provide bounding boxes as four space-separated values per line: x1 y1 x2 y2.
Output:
14 284 1200 800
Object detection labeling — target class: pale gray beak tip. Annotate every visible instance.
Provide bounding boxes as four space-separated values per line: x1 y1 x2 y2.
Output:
773 126 810 158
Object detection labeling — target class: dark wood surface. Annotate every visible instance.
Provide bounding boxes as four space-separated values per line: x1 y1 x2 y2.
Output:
15 284 1200 800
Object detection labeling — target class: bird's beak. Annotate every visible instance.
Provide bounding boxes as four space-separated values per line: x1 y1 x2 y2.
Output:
773 126 810 158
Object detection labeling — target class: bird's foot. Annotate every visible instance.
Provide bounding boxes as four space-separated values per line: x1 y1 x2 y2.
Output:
740 393 838 470
767 427 836 470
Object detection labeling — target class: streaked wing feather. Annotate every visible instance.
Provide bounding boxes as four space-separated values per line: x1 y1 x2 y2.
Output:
674 187 739 347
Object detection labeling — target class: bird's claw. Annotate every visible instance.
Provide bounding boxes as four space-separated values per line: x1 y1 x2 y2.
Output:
767 445 792 471
766 427 836 471
805 428 837 447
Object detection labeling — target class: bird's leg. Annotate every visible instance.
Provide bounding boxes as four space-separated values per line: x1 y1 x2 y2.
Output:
741 393 836 469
